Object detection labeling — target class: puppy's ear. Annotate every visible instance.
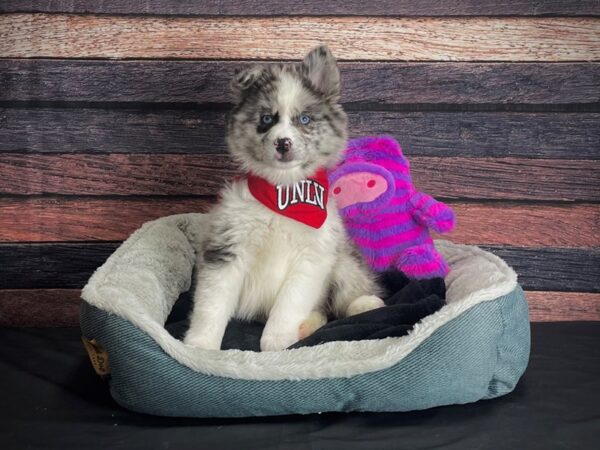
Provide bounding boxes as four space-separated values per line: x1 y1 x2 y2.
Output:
302 45 341 100
231 65 265 100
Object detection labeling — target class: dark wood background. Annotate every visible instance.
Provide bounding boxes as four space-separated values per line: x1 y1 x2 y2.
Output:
0 1 598 326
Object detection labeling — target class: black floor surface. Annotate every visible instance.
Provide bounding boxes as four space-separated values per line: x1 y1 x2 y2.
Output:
0 322 598 450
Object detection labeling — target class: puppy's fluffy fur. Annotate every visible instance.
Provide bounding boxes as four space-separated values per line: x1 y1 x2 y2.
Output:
184 46 383 352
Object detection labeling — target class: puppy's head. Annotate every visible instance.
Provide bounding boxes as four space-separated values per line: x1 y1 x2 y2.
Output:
226 45 347 185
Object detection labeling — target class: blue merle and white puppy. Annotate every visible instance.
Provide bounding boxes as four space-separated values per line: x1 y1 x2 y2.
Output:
184 46 384 352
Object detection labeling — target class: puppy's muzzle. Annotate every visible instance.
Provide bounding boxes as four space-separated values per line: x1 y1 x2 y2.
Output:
275 138 292 155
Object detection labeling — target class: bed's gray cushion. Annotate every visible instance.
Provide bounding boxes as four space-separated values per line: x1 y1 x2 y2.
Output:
80 213 530 417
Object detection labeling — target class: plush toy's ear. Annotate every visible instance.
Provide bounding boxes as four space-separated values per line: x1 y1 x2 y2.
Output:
302 45 341 100
231 65 266 101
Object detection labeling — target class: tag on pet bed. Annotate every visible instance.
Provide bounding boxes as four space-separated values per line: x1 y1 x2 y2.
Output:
81 337 111 377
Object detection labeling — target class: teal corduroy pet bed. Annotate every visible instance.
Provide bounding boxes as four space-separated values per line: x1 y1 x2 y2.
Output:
80 213 530 417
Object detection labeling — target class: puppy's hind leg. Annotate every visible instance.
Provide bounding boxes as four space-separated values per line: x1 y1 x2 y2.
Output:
330 245 385 318
346 295 386 316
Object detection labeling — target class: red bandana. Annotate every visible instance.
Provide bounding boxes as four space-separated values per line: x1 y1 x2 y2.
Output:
247 168 329 229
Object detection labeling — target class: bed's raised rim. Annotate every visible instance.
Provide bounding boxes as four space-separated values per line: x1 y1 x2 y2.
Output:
81 213 519 381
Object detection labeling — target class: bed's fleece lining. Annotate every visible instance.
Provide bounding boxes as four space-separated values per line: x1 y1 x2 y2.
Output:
164 272 446 351
81 213 518 381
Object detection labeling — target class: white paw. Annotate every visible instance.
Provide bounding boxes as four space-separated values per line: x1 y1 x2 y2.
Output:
346 295 385 317
299 311 327 339
260 329 299 352
183 331 222 350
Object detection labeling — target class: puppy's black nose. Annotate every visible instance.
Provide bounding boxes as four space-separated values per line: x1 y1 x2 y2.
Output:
275 138 292 154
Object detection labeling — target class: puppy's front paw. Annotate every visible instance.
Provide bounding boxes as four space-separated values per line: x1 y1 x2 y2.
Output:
183 331 222 350
260 330 299 352
346 295 385 317
299 311 327 340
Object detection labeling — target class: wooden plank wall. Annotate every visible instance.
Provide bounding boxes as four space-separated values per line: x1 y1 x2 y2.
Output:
0 1 599 326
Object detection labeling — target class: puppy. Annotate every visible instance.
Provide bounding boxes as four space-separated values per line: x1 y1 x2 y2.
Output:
184 45 384 352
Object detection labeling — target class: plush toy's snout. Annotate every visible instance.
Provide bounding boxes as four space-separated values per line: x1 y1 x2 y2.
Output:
329 162 396 213
331 170 389 209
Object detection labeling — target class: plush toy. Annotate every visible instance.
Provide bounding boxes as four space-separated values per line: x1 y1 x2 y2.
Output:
328 136 456 279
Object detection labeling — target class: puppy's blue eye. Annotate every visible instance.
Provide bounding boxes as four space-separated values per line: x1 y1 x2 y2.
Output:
299 114 311 125
261 115 273 125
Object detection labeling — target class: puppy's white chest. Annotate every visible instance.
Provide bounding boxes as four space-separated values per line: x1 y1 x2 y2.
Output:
235 217 326 319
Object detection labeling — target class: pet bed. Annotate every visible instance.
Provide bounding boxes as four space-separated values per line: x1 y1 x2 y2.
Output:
80 213 530 418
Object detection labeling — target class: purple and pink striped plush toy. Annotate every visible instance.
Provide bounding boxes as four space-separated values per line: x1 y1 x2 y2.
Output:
329 136 456 279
